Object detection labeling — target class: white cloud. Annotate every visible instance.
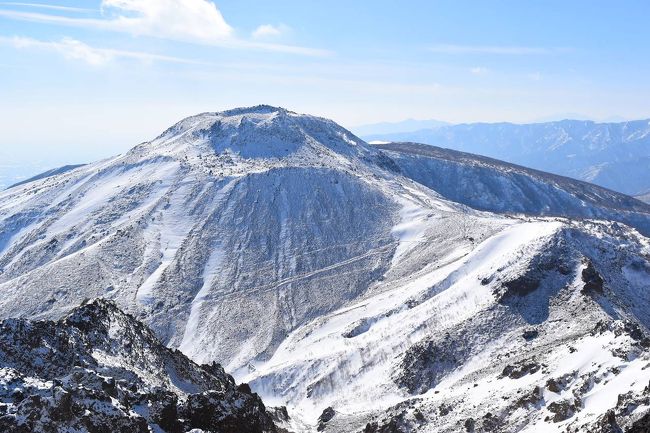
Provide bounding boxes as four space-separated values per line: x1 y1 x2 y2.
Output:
8 36 110 65
1 35 204 66
470 66 488 75
0 1 330 56
100 0 233 42
252 24 288 39
430 44 567 55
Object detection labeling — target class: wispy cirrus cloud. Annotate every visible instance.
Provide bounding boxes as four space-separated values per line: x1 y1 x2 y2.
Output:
0 2 94 13
0 0 331 56
1 35 206 66
429 44 570 55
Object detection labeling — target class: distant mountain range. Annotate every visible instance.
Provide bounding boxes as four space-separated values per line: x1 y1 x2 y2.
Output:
363 119 650 197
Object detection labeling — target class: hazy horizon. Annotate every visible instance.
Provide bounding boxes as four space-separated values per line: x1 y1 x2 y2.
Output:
2 0 650 186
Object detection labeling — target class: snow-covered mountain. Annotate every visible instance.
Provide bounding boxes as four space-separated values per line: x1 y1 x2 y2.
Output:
373 142 650 235
1 106 649 432
363 119 650 197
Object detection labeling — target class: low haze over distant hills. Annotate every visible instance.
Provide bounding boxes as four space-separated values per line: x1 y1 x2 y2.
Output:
351 119 449 137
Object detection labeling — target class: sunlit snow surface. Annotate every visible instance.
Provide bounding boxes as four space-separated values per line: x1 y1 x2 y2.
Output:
239 222 557 414
0 106 649 432
241 219 650 432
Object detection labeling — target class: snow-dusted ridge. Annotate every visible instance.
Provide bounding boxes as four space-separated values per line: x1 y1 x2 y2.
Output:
374 141 650 236
0 298 277 432
0 106 649 432
362 118 650 196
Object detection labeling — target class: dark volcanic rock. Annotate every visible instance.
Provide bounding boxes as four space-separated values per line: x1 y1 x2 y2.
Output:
627 412 650 433
547 400 578 422
0 299 277 433
362 409 412 433
481 412 501 431
522 329 539 341
183 390 273 433
317 406 336 431
500 275 540 299
363 418 405 433
582 260 604 295
624 321 646 341
515 386 543 409
545 372 576 394
393 335 466 394
501 360 541 379
496 236 575 303
593 409 622 433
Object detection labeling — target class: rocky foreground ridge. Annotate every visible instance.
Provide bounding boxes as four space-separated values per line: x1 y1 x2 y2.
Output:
0 298 278 433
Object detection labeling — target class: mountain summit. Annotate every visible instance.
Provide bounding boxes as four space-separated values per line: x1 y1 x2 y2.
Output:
0 107 649 431
149 104 368 160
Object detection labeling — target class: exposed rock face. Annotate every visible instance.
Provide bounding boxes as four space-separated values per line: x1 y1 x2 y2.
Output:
547 399 578 422
515 386 544 409
582 260 605 295
317 407 336 431
393 335 465 394
495 234 575 303
594 409 622 433
0 299 276 433
522 329 539 341
363 417 408 433
501 360 542 379
627 413 650 433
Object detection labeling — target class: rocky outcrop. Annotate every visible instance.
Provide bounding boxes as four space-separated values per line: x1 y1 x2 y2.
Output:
393 335 465 394
501 360 542 379
582 260 605 295
547 399 578 422
627 412 650 433
495 235 574 303
0 299 276 433
317 407 336 431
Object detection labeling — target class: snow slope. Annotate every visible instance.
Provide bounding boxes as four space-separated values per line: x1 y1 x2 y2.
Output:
239 218 650 432
0 105 430 368
373 142 650 236
0 106 649 432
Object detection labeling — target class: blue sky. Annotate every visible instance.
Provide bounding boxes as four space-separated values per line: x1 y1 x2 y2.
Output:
1 0 650 181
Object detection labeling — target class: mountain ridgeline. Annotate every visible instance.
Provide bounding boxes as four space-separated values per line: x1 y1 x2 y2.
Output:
0 106 649 432
0 299 277 432
363 118 650 197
